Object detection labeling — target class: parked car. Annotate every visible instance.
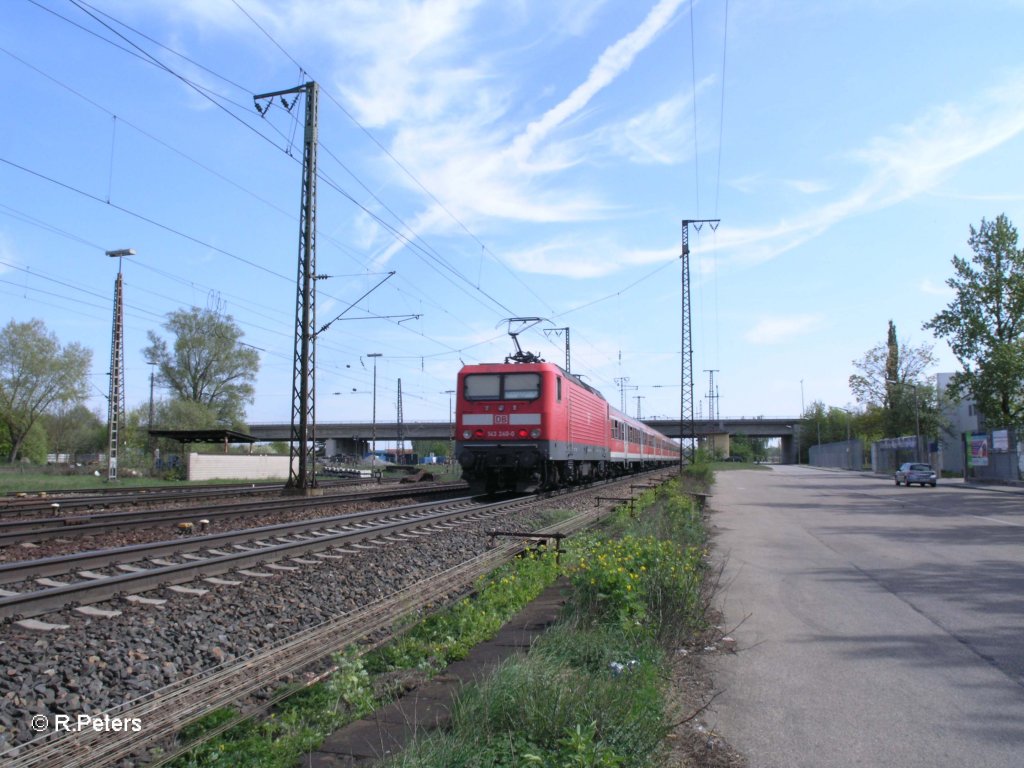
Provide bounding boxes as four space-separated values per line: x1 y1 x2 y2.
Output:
894 462 937 487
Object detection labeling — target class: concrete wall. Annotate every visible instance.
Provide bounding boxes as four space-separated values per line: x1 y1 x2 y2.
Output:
186 453 294 481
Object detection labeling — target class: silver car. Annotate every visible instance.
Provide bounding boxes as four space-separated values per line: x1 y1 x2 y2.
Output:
894 462 937 487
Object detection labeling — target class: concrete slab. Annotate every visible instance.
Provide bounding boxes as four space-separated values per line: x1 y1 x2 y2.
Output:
15 618 71 631
35 577 68 588
168 585 209 595
125 595 167 606
74 605 122 618
203 577 242 586
237 569 275 578
317 717 416 760
488 625 545 648
372 681 460 728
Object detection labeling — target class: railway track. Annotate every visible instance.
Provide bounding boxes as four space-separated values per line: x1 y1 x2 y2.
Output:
0 476 375 517
0 494 528 622
0 482 468 546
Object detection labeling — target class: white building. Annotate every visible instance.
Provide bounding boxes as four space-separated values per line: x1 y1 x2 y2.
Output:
935 372 983 475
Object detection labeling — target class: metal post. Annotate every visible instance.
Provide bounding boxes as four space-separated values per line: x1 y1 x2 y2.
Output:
256 82 319 493
680 219 719 467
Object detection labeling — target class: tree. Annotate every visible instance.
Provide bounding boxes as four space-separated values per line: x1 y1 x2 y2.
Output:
144 308 259 427
0 319 91 463
798 401 864 462
730 434 767 463
849 321 938 438
924 214 1024 428
40 404 105 462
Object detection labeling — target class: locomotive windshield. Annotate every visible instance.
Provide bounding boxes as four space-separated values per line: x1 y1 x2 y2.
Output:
464 372 541 401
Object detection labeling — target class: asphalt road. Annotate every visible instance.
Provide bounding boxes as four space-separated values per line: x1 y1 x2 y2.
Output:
707 465 1024 768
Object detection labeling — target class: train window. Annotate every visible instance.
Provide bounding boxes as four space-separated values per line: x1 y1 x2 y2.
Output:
557 376 562 402
464 374 501 400
463 373 541 401
503 373 541 400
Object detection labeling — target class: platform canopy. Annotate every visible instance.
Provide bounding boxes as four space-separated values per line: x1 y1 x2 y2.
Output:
147 428 259 447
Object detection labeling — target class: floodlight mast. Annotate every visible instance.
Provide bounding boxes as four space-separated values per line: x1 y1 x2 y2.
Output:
105 248 136 481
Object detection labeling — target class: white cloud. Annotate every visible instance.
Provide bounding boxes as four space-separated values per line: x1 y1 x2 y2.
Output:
716 72 1024 270
509 0 686 163
595 93 691 165
506 239 679 279
744 314 823 345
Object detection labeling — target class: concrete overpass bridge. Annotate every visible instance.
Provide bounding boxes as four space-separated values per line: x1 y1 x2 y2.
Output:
247 417 804 463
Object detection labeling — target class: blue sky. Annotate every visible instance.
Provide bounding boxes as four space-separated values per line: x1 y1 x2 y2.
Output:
2 0 1023 429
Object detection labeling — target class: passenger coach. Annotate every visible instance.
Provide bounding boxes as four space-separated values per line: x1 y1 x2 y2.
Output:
455 361 678 493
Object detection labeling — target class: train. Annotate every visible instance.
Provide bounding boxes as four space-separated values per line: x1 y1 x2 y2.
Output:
455 359 680 493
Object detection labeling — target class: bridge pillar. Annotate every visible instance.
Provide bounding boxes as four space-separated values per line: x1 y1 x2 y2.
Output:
780 435 797 464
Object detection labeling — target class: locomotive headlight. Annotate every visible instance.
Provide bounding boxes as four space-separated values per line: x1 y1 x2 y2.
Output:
462 430 472 439
530 429 541 438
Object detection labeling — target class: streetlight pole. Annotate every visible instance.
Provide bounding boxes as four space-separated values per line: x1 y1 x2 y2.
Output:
105 248 135 481
368 353 382 472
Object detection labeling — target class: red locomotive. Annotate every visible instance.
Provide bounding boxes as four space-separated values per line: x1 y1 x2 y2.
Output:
455 328 679 493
